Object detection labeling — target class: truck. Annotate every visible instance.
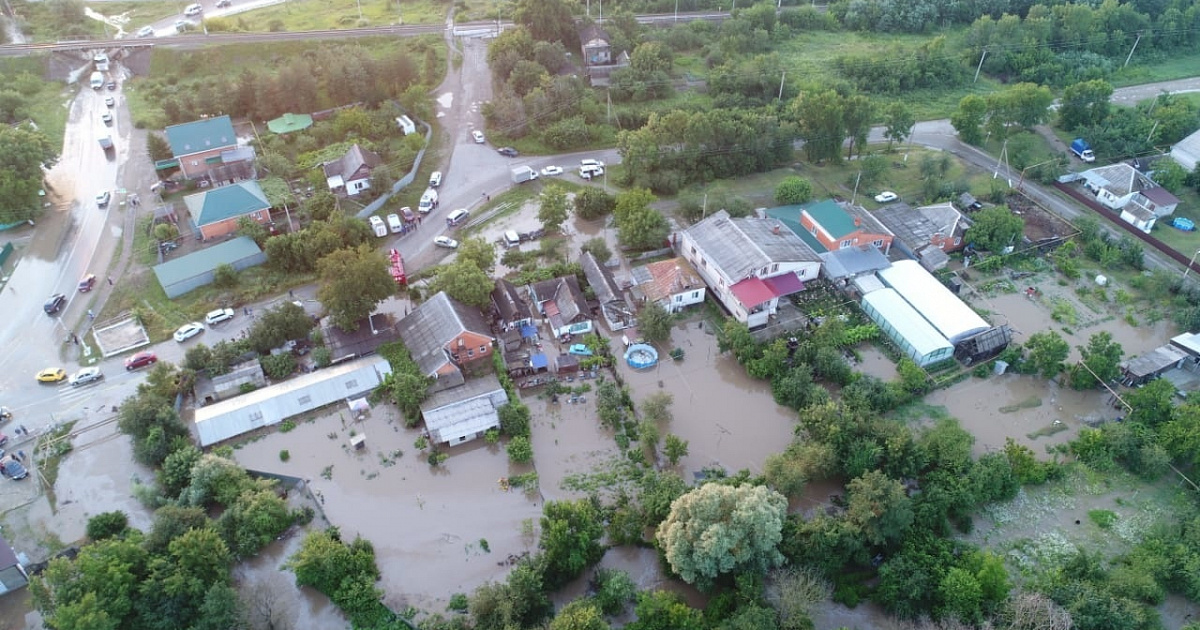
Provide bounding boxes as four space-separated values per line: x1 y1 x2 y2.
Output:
1070 138 1096 163
98 134 113 151
510 165 539 184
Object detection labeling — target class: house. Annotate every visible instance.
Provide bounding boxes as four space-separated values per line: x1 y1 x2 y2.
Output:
184 180 272 241
1170 127 1200 172
490 279 534 331
321 313 402 363
0 534 28 595
396 291 495 392
164 115 239 179
820 245 891 285
1126 186 1181 221
870 202 967 270
323 144 382 197
396 115 416 135
631 257 706 313
678 210 822 328
1120 201 1157 234
1081 163 1165 211
774 199 894 255
152 236 266 298
529 276 593 338
581 251 634 331
420 374 509 445
578 23 612 66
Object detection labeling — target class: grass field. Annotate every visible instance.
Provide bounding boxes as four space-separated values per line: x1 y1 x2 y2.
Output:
0 57 72 150
1110 50 1200 88
214 0 446 32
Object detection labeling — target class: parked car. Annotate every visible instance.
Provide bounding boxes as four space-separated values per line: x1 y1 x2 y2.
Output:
125 351 158 370
216 0 232 7
1 457 28 481
96 190 111 207
69 367 104 387
106 81 116 91
204 308 235 325
78 274 97 293
497 147 518 157
400 206 416 222
580 158 605 169
43 293 66 315
540 165 563 177
386 213 403 234
429 171 442 187
434 236 459 249
369 215 387 237
173 322 205 343
101 112 112 124
136 25 155 37
568 344 594 356
874 191 899 203
174 19 189 32
183 3 203 16
471 130 485 144
37 368 66 383
104 96 114 107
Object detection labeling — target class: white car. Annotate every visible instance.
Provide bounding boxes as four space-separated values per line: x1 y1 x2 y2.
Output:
540 165 563 177
96 190 111 207
136 25 155 38
204 308 235 325
69 367 104 387
184 3 203 16
369 215 387 237
471 130 485 144
173 322 205 343
101 112 112 124
874 191 899 203
429 171 442 187
434 236 459 249
580 158 606 169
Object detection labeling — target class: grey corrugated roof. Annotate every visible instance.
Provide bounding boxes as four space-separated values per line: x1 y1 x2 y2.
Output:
397 292 491 377
153 237 263 286
685 210 820 280
421 374 508 443
1123 344 1188 378
0 534 19 570
819 245 891 280
531 276 589 322
581 251 621 303
873 202 962 249
322 144 381 180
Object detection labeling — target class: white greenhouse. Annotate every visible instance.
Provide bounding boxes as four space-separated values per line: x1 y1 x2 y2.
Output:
861 288 954 366
877 260 990 345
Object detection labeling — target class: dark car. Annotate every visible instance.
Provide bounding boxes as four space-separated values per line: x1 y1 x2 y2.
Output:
106 81 116 91
216 0 232 6
2 457 28 480
125 351 158 370
497 147 519 157
43 293 66 315
78 274 97 293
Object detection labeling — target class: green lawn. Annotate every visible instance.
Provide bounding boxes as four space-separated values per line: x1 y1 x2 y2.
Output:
1110 50 1200 88
0 57 72 150
214 0 446 32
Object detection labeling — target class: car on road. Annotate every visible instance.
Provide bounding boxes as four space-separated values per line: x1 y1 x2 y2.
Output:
69 367 104 387
184 3 203 16
216 0 232 6
497 147 518 157
107 81 116 91
37 368 66 383
101 112 112 124
125 351 157 370
874 191 899 203
43 293 66 315
96 190 111 207
434 236 459 249
204 308 235 325
580 158 605 169
429 171 442 187
1 457 28 481
104 96 114 107
136 25 155 38
78 274 97 293
0 433 7 447
471 130 485 144
173 322 205 343
540 165 563 177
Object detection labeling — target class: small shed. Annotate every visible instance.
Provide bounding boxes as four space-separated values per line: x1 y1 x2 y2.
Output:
1121 344 1190 386
0 534 28 595
556 353 580 374
152 237 266 298
396 115 416 135
267 112 313 135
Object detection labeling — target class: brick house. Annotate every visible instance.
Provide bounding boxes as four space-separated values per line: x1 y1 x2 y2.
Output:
164 115 238 180
397 291 495 393
184 180 272 241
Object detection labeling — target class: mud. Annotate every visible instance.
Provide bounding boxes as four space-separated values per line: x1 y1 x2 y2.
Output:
476 195 625 282
981 290 1172 359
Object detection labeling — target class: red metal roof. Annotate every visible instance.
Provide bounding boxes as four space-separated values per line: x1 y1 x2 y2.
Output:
730 277 775 308
763 272 805 297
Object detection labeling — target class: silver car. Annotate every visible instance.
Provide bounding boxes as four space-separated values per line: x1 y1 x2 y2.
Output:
174 322 205 342
69 367 104 387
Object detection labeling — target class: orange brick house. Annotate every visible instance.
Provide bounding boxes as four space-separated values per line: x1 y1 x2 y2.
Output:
397 291 495 393
792 199 893 254
164 115 238 180
184 180 272 241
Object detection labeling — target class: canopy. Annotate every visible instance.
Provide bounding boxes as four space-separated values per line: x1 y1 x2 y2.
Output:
267 112 314 134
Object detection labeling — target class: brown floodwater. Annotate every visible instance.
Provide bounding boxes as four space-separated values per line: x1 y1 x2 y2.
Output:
233 532 349 630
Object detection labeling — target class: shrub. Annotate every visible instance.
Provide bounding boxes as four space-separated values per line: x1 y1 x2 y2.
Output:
279 450 290 462
507 436 533 463
86 511 129 540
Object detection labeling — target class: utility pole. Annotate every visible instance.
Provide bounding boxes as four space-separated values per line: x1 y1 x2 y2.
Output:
850 171 861 206
973 48 987 83
675 0 678 22
1185 248 1200 282
1124 32 1142 67
777 71 786 101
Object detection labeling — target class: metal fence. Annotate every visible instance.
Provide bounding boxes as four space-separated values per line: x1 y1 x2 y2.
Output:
356 117 434 219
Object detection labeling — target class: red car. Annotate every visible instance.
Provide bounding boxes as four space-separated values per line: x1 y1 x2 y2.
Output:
78 274 97 293
125 351 157 370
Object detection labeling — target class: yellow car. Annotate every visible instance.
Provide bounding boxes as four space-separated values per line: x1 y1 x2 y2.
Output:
37 368 67 383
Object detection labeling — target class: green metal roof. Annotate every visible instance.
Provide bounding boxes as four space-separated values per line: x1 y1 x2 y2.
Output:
801 198 858 239
164 115 236 158
153 236 263 287
267 112 314 134
765 205 828 253
184 181 271 227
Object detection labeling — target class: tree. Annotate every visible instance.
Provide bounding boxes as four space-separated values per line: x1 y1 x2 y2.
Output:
774 176 814 205
767 567 829 630
540 499 605 588
285 529 379 597
146 132 173 162
1059 79 1113 131
617 205 669 250
964 206 1024 252
433 260 493 308
625 590 704 630
513 0 575 45
951 94 988 145
845 470 913 547
1024 330 1070 379
592 568 637 616
939 566 983 623
456 236 495 273
657 484 787 589
86 512 129 541
212 263 238 289
580 237 612 265
574 187 616 220
791 89 845 163
0 123 58 223
638 301 673 344
317 245 395 331
507 435 533 463
986 82 1054 135
246 301 314 355
842 93 874 159
883 101 915 149
1070 331 1124 389
664 435 689 466
538 184 570 232
549 601 609 630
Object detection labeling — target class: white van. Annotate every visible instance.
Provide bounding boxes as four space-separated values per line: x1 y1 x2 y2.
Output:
580 158 605 169
89 71 104 90
369 216 388 237
579 165 604 180
418 188 439 214
386 213 403 234
446 209 469 227
504 230 521 248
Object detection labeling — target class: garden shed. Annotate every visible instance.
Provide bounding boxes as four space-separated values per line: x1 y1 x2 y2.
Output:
152 236 265 298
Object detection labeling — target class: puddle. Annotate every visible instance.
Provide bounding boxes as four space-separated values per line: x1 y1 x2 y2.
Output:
437 92 453 109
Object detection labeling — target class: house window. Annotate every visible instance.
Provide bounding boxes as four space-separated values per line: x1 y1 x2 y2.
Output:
954 237 962 245
691 291 700 299
675 295 683 302
701 258 707 268
467 349 475 358
479 345 488 353
452 353 460 361
840 239 853 249
872 239 883 247
458 338 465 347
345 379 358 389
190 160 199 166
298 395 311 405
809 225 817 235
690 246 697 255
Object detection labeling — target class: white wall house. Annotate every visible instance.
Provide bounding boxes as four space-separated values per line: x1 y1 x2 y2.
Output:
678 210 822 328
631 257 706 313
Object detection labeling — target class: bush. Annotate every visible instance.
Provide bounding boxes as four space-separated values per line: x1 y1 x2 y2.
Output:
86 511 129 540
279 450 290 462
507 436 533 463
448 593 469 612
260 353 298 380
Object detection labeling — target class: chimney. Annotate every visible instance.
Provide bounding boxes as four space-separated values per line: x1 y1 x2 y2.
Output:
854 217 862 227
772 225 781 235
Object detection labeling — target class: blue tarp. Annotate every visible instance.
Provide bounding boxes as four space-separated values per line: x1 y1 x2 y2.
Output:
521 324 538 338
530 353 548 369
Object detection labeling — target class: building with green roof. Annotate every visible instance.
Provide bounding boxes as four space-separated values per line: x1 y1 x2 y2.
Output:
765 199 893 255
164 115 238 179
153 236 266 298
184 181 271 240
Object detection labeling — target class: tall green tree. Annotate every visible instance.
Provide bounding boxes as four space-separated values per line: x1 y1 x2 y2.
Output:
845 470 913 547
1070 331 1124 389
951 94 988 145
538 184 570 232
540 499 605 589
657 484 788 589
1058 79 1113 131
433 260 493 309
456 236 496 274
791 89 845 163
513 0 576 45
964 206 1024 252
1024 330 1070 379
317 245 395 331
842 93 874 159
0 123 58 223
574 187 616 220
883 102 915 150
638 301 674 344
